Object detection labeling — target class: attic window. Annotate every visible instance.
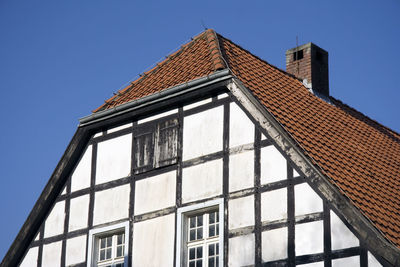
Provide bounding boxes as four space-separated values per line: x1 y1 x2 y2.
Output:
134 117 178 174
293 50 303 61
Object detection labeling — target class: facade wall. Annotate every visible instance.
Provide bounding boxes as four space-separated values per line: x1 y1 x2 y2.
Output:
21 93 383 267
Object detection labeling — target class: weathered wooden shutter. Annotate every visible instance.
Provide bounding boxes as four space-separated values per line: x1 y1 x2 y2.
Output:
155 118 178 168
133 126 155 173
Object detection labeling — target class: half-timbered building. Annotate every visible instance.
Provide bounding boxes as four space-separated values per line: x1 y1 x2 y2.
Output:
2 29 400 267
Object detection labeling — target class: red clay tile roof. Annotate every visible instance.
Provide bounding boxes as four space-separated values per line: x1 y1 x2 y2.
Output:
96 29 400 248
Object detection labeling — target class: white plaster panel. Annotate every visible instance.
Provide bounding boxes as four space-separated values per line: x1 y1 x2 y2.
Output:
293 168 300 178
138 109 178 124
183 98 211 110
261 133 267 140
65 235 87 266
44 201 65 238
71 145 92 192
42 241 62 267
330 211 359 250
295 221 324 256
229 234 255 266
217 93 229 99
230 102 254 148
107 122 133 133
34 232 39 241
61 187 67 195
182 106 223 160
295 183 323 216
229 195 254 229
260 146 287 184
261 188 287 222
332 256 360 267
262 227 287 262
68 195 89 231
134 171 176 215
96 134 132 184
229 150 254 192
133 214 175 266
19 247 38 267
368 252 382 267
299 262 324 267
182 159 223 203
93 184 130 226
93 132 102 138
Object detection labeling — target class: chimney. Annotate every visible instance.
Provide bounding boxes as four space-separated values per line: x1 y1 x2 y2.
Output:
286 43 329 97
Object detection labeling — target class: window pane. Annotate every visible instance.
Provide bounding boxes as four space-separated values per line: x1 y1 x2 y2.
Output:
106 237 112 246
197 246 203 258
100 238 106 248
216 224 219 235
209 244 215 256
117 233 124 245
209 258 214 267
117 246 123 257
209 225 215 237
106 247 112 259
197 215 203 226
100 249 105 261
197 228 203 240
196 259 202 267
216 211 219 222
189 248 196 260
190 229 196 241
210 212 215 223
190 217 196 228
189 262 195 267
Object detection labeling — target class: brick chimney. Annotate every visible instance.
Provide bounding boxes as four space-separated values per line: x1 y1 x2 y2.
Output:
286 43 329 97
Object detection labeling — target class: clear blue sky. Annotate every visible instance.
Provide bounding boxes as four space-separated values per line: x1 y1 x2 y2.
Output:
1 0 399 261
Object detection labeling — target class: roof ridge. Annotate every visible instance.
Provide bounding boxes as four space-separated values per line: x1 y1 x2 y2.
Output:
216 32 304 84
204 29 226 71
93 30 213 113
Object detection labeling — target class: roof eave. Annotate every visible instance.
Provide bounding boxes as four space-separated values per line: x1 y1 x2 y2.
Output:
79 69 232 127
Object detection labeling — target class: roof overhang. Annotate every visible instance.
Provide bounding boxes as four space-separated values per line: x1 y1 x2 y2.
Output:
79 69 233 127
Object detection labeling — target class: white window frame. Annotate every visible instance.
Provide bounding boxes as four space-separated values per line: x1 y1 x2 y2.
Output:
87 221 129 267
176 199 224 267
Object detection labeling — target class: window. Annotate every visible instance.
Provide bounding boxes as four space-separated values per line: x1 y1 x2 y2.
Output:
88 222 129 267
293 49 303 61
176 199 224 267
134 118 178 173
187 211 219 267
96 233 125 267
